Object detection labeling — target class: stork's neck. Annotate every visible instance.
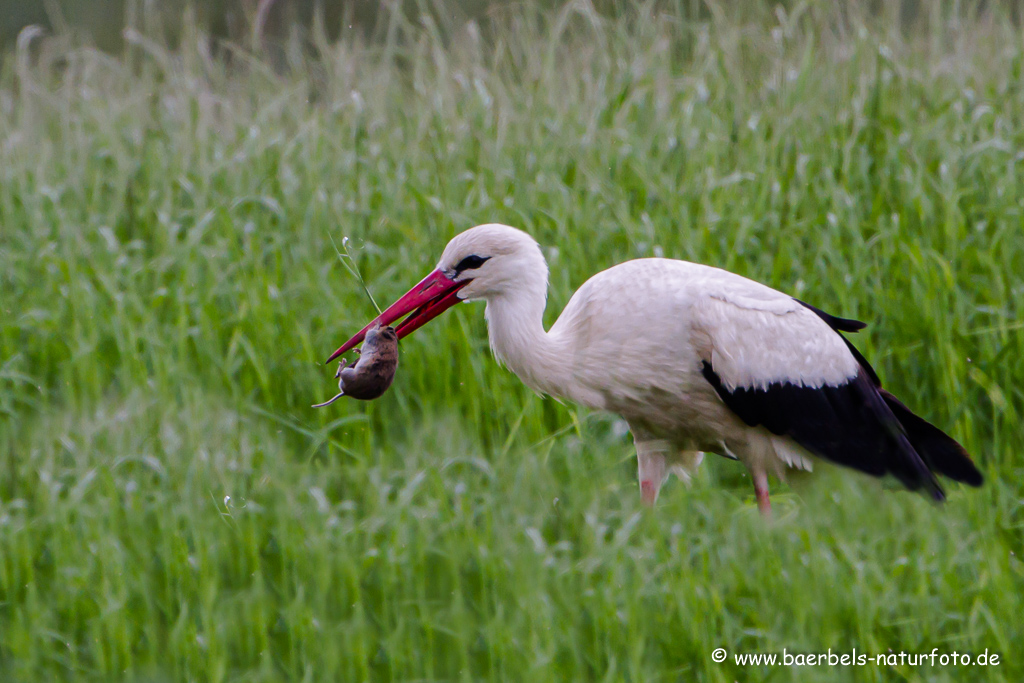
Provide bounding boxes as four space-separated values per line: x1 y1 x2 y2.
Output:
484 283 569 399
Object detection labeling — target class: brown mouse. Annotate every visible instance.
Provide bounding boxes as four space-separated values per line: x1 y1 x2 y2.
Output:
312 324 398 407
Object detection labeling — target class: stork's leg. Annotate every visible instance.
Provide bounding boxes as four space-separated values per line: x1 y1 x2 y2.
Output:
635 439 670 507
753 470 771 516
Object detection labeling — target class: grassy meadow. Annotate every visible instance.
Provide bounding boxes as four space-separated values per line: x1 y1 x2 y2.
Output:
1 2 1023 681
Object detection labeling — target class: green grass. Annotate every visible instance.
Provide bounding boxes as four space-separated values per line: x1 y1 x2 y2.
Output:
1 2 1023 681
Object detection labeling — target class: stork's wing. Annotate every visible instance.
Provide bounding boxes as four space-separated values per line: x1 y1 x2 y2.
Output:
692 289 980 499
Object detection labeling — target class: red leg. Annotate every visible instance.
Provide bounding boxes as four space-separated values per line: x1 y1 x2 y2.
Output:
753 471 771 516
640 479 659 507
636 442 668 508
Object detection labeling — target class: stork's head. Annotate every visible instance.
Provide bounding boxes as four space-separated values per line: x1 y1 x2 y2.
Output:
326 223 547 362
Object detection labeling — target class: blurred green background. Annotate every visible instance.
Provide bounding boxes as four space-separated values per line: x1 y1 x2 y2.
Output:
0 0 569 50
1 1 1022 681
0 0 993 52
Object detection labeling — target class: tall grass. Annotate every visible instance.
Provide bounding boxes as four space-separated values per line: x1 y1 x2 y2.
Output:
1 2 1022 681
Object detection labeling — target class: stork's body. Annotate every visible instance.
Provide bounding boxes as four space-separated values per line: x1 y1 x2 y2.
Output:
327 224 983 512
486 256 827 507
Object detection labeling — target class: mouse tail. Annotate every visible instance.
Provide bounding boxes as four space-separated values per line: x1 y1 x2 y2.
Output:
312 391 345 408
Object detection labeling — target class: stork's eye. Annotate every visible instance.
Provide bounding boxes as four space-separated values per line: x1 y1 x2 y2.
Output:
453 254 490 274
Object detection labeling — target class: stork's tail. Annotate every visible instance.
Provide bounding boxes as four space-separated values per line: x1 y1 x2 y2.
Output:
881 390 984 488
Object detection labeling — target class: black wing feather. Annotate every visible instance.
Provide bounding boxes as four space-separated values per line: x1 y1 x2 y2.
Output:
880 390 983 487
701 301 982 499
702 361 943 499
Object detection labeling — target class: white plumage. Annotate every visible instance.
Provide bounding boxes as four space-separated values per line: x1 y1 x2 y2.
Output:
328 223 983 513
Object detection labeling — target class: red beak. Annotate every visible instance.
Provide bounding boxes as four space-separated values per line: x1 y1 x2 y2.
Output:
325 269 468 363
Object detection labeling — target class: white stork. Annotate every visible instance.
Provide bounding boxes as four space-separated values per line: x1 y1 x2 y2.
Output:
327 224 983 513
